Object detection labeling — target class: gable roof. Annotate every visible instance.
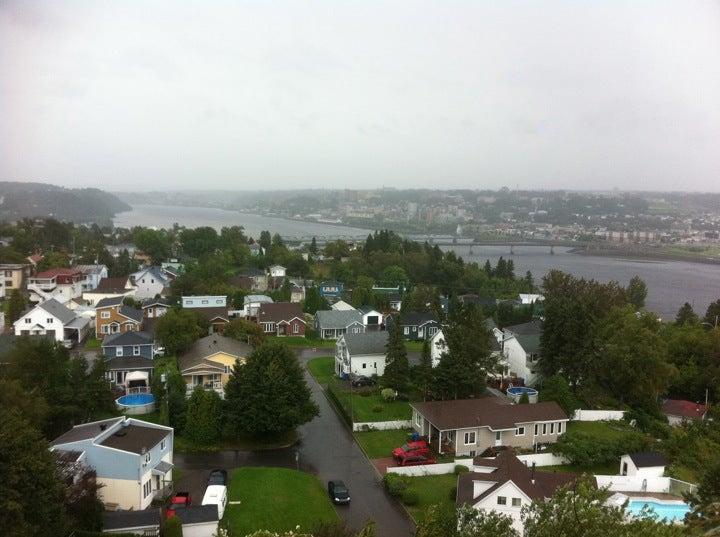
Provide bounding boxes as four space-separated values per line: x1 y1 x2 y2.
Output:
118 305 143 323
102 330 154 347
628 452 667 468
457 450 578 506
94 277 131 293
401 312 439 326
258 302 305 324
142 297 173 308
411 398 567 431
244 294 274 305
38 298 77 324
132 266 171 283
75 264 107 275
192 307 230 323
504 319 543 354
180 334 252 372
316 309 363 329
96 296 124 308
661 399 707 420
343 331 389 355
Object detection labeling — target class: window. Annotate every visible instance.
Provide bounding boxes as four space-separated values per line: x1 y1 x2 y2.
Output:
362 363 367 369
550 423 555 434
133 346 140 356
534 424 538 436
293 322 299 334
4 270 10 277
46 318 53 324
512 498 522 507
495 431 501 441
143 479 152 498
429 327 438 336
145 452 151 463
116 347 123 357
415 413 421 427
403 327 409 335
557 422 563 434
101 325 108 334
141 279 145 283
150 279 154 284
202 300 209 304
464 431 476 445
224 365 230 374
216 299 223 304
497 496 507 505
542 423 547 435
25 318 31 323
160 440 166 450
515 426 525 436
101 311 110 319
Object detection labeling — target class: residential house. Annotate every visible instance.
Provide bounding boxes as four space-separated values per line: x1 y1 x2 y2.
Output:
257 302 306 336
27 253 44 268
335 331 389 377
102 331 155 387
661 399 708 426
179 334 252 396
290 285 305 303
330 300 355 311
358 306 383 331
372 286 403 310
142 297 172 319
411 397 568 457
27 268 85 304
50 416 174 510
268 264 286 278
230 268 268 291
237 294 274 319
83 277 135 306
499 319 543 386
429 329 446 367
182 295 230 334
102 509 162 536
315 310 365 339
107 243 138 258
75 264 109 291
620 452 667 477
388 312 440 341
0 263 30 298
319 281 344 302
173 506 220 537
457 450 578 535
161 259 184 274
518 293 544 305
248 243 263 256
14 298 91 346
95 296 143 339
457 294 497 311
130 266 172 299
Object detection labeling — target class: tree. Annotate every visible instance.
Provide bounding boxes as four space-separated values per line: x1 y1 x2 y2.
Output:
417 339 434 400
309 236 318 256
380 265 409 287
324 240 350 260
132 227 172 264
36 250 71 271
382 320 410 392
184 386 223 445
0 408 67 537
538 375 580 415
434 304 495 399
416 504 518 537
626 275 648 310
303 287 329 315
675 302 700 326
6 288 25 324
225 318 266 346
705 299 720 329
401 285 441 316
224 343 319 437
259 230 272 250
522 478 686 537
154 308 207 355
166 369 188 432
180 226 219 258
686 457 720 534
56 462 104 533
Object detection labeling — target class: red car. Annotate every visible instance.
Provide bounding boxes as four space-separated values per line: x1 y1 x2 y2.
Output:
392 440 430 461
397 454 436 466
166 492 191 519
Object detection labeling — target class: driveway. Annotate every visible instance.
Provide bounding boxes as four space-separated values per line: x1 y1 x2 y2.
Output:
175 347 415 537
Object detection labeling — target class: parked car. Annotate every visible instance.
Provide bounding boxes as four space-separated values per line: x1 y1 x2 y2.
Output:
392 440 430 461
207 469 228 487
397 454 436 466
202 485 228 519
166 492 191 518
351 376 375 388
328 480 350 505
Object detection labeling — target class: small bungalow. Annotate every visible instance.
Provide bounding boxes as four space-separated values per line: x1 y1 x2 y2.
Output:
83 277 135 306
315 310 365 339
268 264 286 278
257 302 306 336
179 334 252 396
388 312 440 341
182 296 230 334
130 267 172 300
358 306 383 331
102 330 155 359
335 331 389 377
620 452 667 477
661 399 708 426
142 297 172 319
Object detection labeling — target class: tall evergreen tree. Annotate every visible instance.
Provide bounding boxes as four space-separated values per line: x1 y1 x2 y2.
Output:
6 288 25 324
382 320 410 392
309 236 318 255
675 302 700 325
417 339 434 400
705 298 720 329
626 275 648 309
184 387 223 445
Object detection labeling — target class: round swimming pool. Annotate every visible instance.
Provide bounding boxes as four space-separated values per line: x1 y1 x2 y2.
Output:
116 393 156 414
507 386 539 403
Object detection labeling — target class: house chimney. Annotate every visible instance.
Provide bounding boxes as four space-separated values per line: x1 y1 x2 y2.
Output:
530 462 536 485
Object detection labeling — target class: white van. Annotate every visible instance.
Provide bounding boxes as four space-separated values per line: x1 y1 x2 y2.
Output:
201 485 228 519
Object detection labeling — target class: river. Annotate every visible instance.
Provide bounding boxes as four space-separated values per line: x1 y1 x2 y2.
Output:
114 204 720 320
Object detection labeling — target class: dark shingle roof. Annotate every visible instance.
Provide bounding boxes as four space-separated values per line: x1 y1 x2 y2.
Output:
102 331 154 347
343 331 389 355
94 277 131 293
118 305 143 323
628 452 667 468
142 297 173 308
174 505 219 524
51 417 124 446
38 298 76 324
258 302 304 324
99 424 170 454
105 356 155 370
192 307 229 323
96 296 124 308
504 319 543 354
103 509 161 530
180 334 252 371
411 398 567 430
400 312 439 327
316 310 363 329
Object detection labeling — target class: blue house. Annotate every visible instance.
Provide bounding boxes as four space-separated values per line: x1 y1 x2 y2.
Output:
319 281 344 301
102 331 156 386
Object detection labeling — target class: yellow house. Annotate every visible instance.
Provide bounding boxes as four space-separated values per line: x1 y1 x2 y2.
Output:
179 334 252 397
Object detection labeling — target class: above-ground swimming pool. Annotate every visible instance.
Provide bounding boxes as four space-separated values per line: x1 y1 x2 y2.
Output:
627 499 690 522
506 386 539 403
116 393 156 415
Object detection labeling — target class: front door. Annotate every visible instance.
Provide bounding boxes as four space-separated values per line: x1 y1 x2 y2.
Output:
495 431 502 447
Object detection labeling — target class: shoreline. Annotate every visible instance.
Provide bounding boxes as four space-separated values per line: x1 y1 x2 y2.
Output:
569 247 720 266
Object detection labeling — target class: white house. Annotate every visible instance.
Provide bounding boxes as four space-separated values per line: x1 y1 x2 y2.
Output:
27 268 85 304
429 329 446 367
182 295 227 308
82 277 135 306
268 265 286 278
14 298 91 346
518 293 544 305
330 300 356 311
130 267 172 299
51 417 173 511
358 307 383 330
75 264 109 291
620 452 667 477
236 294 274 319
335 331 388 377
500 320 542 386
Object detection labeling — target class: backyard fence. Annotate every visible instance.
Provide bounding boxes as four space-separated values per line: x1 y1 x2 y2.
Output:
353 420 413 432
516 452 569 467
594 475 694 493
572 409 626 422
386 458 474 476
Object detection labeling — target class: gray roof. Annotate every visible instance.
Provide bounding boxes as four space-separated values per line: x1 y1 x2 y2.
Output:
102 331 154 347
244 294 273 304
118 305 143 323
99 424 170 454
628 452 667 468
180 334 252 372
38 298 77 324
74 264 106 275
504 319 543 354
133 266 170 283
142 297 173 308
103 509 161 531
343 331 389 356
65 316 91 330
174 505 219 524
51 417 124 445
316 309 363 329
96 296 124 308
400 312 439 327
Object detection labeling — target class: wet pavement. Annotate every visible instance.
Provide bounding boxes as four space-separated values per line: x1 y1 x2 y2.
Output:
174 347 415 537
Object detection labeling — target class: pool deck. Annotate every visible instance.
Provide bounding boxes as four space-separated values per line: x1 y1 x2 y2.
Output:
623 491 683 501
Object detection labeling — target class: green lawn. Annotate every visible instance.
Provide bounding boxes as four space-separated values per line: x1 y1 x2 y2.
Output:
354 429 413 459
83 337 101 349
401 474 458 522
329 383 412 422
267 336 336 348
565 420 637 440
307 356 335 385
404 340 425 351
225 467 337 536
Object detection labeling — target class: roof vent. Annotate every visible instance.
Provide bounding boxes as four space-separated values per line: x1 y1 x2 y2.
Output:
114 430 127 437
99 424 107 431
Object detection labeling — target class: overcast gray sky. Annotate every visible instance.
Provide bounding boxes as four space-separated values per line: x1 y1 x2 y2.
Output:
2 1 719 192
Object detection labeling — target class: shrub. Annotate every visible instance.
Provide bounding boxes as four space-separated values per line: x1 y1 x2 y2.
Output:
518 393 530 404
454 464 469 475
448 485 458 501
383 473 409 498
554 428 650 469
396 392 410 402
164 516 183 537
372 404 383 413
381 388 397 401
401 489 419 506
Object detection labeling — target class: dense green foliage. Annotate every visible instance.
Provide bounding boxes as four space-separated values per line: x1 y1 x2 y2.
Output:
184 386 223 445
382 321 410 391
154 308 208 355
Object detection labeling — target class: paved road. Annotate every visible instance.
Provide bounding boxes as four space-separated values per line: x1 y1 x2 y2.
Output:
175 347 415 537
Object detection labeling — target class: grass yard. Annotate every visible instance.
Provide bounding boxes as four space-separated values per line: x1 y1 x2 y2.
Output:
329 383 412 422
354 429 413 459
225 467 337 536
566 420 637 440
268 336 336 348
83 337 101 349
401 474 458 522
404 340 426 351
307 356 335 385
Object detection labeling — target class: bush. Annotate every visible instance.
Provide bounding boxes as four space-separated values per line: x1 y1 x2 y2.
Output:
396 393 410 402
164 516 183 537
448 485 458 501
454 464 469 475
383 473 409 498
554 428 650 469
401 489 419 506
381 388 397 401
372 404 383 413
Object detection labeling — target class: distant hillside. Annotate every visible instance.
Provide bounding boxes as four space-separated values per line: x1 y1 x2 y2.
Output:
0 182 131 224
